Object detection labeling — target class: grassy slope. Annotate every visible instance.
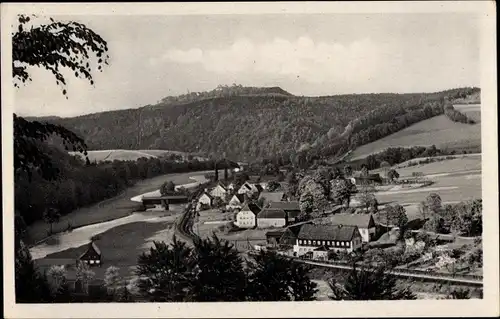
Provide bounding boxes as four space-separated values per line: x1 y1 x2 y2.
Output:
42 220 177 279
350 105 481 160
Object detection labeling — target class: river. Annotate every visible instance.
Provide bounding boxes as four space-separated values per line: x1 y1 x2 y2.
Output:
29 173 208 260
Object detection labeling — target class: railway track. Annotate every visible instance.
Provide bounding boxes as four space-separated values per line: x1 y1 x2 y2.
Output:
295 259 483 287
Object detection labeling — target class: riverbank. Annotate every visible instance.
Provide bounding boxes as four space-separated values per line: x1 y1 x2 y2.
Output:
25 170 212 246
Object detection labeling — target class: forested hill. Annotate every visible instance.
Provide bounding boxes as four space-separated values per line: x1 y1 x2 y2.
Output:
37 86 480 162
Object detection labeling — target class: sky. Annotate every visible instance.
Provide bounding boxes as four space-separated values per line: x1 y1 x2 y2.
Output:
13 13 480 117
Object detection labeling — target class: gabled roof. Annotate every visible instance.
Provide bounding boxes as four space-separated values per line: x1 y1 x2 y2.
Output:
200 192 214 200
79 241 101 259
231 194 245 203
325 213 375 228
268 201 300 211
240 203 261 215
298 224 358 242
258 208 286 219
258 191 285 203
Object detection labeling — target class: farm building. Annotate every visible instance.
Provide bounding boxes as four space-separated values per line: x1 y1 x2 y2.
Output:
258 191 287 206
235 203 261 229
142 195 189 211
257 208 288 228
293 224 362 257
266 230 286 246
209 182 229 199
322 213 376 242
267 201 300 223
78 241 102 267
352 173 383 185
196 193 213 211
227 194 245 210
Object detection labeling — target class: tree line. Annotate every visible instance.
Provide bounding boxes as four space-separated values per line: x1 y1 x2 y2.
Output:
15 140 232 234
443 100 476 124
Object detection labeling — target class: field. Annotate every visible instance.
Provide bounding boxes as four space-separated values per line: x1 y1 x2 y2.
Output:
373 157 481 206
41 219 179 280
69 149 207 163
194 209 268 250
350 104 481 160
26 170 215 245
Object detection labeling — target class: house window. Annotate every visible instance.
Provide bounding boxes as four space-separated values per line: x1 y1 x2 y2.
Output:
90 260 95 264
313 240 316 245
322 241 326 245
307 240 311 245
346 242 350 247
96 260 100 264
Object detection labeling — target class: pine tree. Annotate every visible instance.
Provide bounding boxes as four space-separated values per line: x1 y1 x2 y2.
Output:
136 236 194 302
247 250 318 301
328 262 416 300
15 241 53 303
189 235 247 301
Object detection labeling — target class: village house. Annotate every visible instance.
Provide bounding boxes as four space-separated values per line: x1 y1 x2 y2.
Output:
258 191 287 206
196 192 213 211
209 182 228 199
256 208 288 228
226 193 245 210
265 224 303 247
237 181 261 197
78 241 102 267
267 201 301 223
235 203 261 229
293 224 363 257
325 213 376 243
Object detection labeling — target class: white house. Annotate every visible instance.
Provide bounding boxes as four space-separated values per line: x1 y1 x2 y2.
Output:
293 224 362 257
226 194 245 210
196 193 213 211
209 182 228 200
235 203 261 229
323 213 376 243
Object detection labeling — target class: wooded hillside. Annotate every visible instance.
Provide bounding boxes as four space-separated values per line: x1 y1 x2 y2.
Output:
38 86 480 162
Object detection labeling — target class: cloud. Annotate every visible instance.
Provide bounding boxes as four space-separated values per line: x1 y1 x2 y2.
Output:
160 37 383 85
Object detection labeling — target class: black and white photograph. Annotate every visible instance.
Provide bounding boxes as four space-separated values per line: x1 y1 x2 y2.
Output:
2 2 498 318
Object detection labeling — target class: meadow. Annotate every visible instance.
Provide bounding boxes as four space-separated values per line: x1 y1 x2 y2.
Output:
350 105 481 160
69 149 207 162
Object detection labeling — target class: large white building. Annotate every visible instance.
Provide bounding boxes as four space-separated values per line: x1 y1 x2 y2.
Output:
293 224 363 257
323 213 376 243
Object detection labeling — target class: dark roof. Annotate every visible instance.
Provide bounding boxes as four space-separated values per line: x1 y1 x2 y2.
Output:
231 194 245 203
266 230 286 237
324 213 375 228
258 208 286 219
258 191 285 202
79 242 101 259
255 184 264 192
240 203 261 215
286 224 303 237
298 224 358 241
268 201 300 211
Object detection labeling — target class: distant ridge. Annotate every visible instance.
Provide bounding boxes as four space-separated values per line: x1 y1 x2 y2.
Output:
23 86 479 162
